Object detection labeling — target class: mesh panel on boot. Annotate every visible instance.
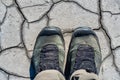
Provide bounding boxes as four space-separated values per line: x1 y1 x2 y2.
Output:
36 44 61 74
71 44 97 74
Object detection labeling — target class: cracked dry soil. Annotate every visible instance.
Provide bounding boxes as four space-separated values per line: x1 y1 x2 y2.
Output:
0 0 120 80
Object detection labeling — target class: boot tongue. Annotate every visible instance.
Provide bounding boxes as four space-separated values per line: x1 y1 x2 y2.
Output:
78 61 97 73
72 44 97 74
41 44 58 53
39 44 61 72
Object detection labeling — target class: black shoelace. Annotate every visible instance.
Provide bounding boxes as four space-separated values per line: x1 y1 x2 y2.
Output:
35 44 61 74
71 44 97 74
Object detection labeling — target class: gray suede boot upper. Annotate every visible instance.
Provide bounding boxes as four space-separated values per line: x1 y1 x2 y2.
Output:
32 27 65 75
65 27 102 79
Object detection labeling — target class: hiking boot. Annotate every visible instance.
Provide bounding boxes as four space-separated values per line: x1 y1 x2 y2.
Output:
32 27 65 75
65 27 102 80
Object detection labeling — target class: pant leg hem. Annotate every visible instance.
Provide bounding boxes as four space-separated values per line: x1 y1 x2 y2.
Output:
70 69 99 80
34 70 65 80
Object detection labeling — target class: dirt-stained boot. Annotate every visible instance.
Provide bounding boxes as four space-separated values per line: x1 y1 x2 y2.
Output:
65 27 102 80
32 27 65 80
